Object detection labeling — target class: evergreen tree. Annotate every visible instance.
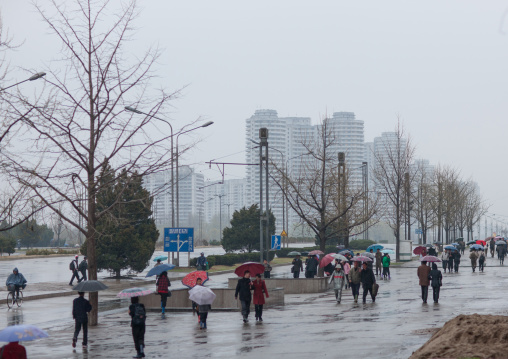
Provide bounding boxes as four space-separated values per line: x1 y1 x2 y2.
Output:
0 221 16 256
222 204 276 253
82 165 158 277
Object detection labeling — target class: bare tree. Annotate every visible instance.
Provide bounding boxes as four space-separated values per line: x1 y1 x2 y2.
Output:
412 161 435 244
373 121 416 261
4 0 186 325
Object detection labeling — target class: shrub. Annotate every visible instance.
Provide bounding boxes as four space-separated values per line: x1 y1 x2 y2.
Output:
209 240 221 246
349 239 377 250
188 252 275 269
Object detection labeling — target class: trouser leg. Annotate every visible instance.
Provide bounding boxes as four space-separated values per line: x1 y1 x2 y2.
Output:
362 286 369 303
421 286 428 302
82 321 88 345
241 300 250 319
264 271 270 278
258 305 263 318
200 312 208 324
73 320 81 341
293 271 300 278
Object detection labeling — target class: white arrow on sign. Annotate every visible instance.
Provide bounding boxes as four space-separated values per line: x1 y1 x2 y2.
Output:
170 234 188 252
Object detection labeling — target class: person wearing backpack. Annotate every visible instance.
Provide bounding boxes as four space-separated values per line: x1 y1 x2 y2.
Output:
69 255 81 286
78 256 88 282
129 296 146 358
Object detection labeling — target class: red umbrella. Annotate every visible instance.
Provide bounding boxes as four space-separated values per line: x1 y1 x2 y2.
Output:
413 246 427 255
319 253 336 268
182 271 209 288
308 250 324 256
421 255 441 262
234 262 265 277
352 256 373 262
476 240 486 246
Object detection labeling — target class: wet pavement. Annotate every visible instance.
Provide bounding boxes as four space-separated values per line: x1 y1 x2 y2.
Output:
5 254 508 358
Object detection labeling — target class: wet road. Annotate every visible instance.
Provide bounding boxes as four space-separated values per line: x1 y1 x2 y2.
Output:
11 254 508 358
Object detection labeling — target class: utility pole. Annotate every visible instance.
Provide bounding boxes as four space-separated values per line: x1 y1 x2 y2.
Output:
215 194 226 241
259 128 268 262
362 162 368 240
338 153 347 246
406 172 411 243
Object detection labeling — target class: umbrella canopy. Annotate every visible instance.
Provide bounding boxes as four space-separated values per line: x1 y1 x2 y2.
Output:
456 237 464 241
182 271 209 288
423 244 434 248
470 244 484 251
287 251 301 256
381 249 395 254
189 285 216 306
320 253 348 268
234 262 265 277
330 253 348 261
145 263 175 277
0 325 48 343
495 241 507 246
117 287 154 298
153 255 168 262
362 252 376 258
476 240 487 246
413 246 427 255
72 280 108 292
444 245 458 251
433 241 443 245
451 243 460 247
301 251 309 256
421 255 441 262
339 249 354 256
466 241 476 246
494 236 505 241
352 256 373 262
308 250 324 256
366 244 384 252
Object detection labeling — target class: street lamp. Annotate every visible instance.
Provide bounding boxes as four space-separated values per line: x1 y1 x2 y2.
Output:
215 194 226 242
0 72 46 92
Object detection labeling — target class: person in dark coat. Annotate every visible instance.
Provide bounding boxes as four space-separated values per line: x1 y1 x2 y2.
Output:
306 255 319 278
78 256 88 281
72 291 92 349
69 255 81 286
263 259 272 279
479 251 486 272
291 255 304 278
417 261 432 303
235 271 253 323
349 261 362 303
453 251 461 272
448 251 454 272
156 271 170 318
251 274 269 321
129 296 146 358
360 262 376 303
428 263 442 303
490 238 496 257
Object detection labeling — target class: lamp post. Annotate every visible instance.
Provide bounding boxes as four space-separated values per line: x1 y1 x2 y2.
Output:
0 72 46 92
215 194 226 242
176 121 214 266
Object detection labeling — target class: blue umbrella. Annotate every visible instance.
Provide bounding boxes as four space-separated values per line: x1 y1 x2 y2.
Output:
470 244 484 250
444 245 458 251
451 243 460 247
153 255 168 262
381 249 395 254
0 325 48 342
366 244 384 252
146 263 175 277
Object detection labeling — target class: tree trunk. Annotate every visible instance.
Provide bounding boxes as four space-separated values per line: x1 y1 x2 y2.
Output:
318 229 326 277
115 269 121 278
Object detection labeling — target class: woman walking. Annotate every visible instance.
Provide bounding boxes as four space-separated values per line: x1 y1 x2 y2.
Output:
343 260 351 289
156 271 170 318
441 250 449 273
349 261 362 304
382 253 391 280
428 263 443 304
251 273 269 321
329 260 345 303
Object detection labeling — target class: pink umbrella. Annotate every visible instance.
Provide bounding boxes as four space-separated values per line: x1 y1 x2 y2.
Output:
308 250 324 256
319 253 336 268
117 287 154 298
421 255 441 262
352 256 373 262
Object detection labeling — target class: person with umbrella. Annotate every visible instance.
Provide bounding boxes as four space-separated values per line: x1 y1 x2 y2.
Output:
0 340 26 358
196 252 207 271
448 250 454 273
441 250 449 273
453 249 461 272
479 250 486 272
490 237 496 257
428 263 443 304
382 253 391 280
129 296 146 358
291 255 304 278
374 249 382 276
417 261 431 303
305 255 319 278
349 261 362 303
343 259 351 289
156 271 171 318
72 291 92 349
235 270 253 323
251 273 269 321
360 262 376 303
329 260 345 304
469 249 478 273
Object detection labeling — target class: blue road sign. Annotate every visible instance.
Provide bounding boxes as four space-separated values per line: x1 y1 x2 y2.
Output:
271 235 281 250
164 228 194 252
415 228 423 235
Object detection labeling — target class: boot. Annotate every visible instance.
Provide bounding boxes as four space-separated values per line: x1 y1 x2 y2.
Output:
354 295 358 303
140 345 145 358
133 351 142 358
203 322 207 329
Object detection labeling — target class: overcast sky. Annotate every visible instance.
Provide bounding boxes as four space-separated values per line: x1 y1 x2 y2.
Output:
3 1 508 225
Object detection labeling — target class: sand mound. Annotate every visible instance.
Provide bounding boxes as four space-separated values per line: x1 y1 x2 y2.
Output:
410 314 508 359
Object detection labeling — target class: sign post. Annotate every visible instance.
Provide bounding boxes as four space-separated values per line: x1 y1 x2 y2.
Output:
164 228 194 267
271 235 281 250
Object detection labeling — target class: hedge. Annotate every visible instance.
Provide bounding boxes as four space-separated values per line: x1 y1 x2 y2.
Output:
189 251 275 269
348 239 377 250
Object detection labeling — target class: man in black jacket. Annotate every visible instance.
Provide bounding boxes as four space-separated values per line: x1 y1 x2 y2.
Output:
360 262 376 303
291 255 304 278
78 256 88 282
306 255 318 278
72 291 92 349
235 270 252 323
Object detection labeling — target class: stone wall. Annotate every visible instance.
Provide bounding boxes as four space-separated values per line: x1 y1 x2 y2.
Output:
227 277 329 294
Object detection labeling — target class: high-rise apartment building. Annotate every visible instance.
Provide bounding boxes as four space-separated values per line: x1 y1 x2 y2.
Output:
203 179 247 223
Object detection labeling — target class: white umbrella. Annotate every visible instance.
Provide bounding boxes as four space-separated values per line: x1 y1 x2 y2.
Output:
189 286 216 306
363 252 376 259
330 253 348 261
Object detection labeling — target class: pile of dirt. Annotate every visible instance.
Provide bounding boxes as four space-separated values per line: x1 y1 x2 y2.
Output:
410 314 508 359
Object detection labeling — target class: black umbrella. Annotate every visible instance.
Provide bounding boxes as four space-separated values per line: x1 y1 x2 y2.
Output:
466 240 476 246
433 241 442 245
72 280 109 292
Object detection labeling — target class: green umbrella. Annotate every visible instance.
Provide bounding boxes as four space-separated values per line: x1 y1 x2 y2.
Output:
288 251 301 256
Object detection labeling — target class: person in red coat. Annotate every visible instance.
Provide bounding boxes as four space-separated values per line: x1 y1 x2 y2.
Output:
0 341 27 359
251 273 269 322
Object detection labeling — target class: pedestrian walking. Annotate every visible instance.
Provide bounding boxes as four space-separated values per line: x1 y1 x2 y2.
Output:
196 252 207 271
305 255 318 278
375 249 382 276
156 271 171 318
417 261 432 303
490 238 496 257
382 253 391 279
235 271 253 323
360 262 376 303
329 260 345 303
129 296 146 358
349 261 361 303
448 251 454 273
479 251 486 272
154 259 162 267
453 251 461 272
198 303 211 329
469 250 478 272
367 249 375 270
428 246 437 257
72 291 92 349
69 255 81 286
428 263 443 304
441 250 449 273
291 255 304 278
0 341 27 358
460 241 465 255
78 256 88 281
263 259 272 279
252 273 269 321
191 278 203 324
343 260 351 289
